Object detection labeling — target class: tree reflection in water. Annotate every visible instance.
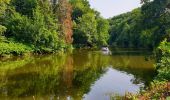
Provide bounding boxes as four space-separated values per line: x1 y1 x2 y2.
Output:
0 49 155 100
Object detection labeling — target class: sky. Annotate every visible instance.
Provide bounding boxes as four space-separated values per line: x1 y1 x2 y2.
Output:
88 0 142 18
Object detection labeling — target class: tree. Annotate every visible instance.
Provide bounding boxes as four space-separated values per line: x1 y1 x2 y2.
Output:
74 13 98 47
109 0 170 49
0 0 10 40
141 0 170 47
70 0 110 47
58 0 73 44
140 0 150 3
96 17 110 46
70 0 91 22
11 0 37 17
3 0 63 51
109 8 143 48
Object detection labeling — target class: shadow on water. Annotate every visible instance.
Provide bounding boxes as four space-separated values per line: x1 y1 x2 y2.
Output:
0 49 156 100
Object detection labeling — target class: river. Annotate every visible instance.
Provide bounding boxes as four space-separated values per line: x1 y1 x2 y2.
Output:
0 49 155 100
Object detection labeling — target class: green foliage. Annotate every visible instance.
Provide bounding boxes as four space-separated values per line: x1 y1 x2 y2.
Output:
108 1 170 98
109 0 170 49
70 0 109 47
156 39 170 80
0 42 32 56
0 0 169 56
1 0 69 54
0 0 77 55
11 0 37 17
97 17 110 46
5 11 59 50
0 0 10 17
0 25 6 35
125 81 170 100
0 0 9 42
0 25 6 42
109 8 144 48
70 0 91 22
74 13 98 46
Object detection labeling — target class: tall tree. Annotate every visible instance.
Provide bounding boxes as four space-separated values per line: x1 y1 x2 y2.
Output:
58 0 73 44
11 0 37 17
97 17 110 46
74 13 98 46
0 0 10 38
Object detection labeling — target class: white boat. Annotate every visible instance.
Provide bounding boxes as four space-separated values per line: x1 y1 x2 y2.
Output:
101 47 109 51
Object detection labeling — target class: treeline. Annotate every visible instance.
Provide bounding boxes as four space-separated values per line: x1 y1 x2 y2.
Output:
1 0 170 54
109 0 170 49
0 0 72 55
0 0 109 56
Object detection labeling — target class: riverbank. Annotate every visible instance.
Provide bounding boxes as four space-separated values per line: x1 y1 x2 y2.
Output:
124 81 170 99
0 41 73 58
0 42 33 57
113 40 170 100
0 41 169 100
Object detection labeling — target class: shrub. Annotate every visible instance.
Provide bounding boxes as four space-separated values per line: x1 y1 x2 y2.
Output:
156 39 170 80
0 41 33 56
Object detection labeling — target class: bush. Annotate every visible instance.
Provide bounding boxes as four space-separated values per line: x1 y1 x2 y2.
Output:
5 11 59 50
0 25 6 35
124 81 170 100
0 41 33 56
156 39 170 80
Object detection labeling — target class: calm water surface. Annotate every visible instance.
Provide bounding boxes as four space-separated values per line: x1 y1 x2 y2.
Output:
0 49 155 100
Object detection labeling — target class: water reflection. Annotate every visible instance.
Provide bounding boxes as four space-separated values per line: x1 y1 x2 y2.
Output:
0 49 155 100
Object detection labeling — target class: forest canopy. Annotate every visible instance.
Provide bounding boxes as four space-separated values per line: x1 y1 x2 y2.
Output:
0 0 110 55
109 0 170 49
0 0 170 54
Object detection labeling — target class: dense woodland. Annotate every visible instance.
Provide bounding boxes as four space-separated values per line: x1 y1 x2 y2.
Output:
0 0 109 55
109 1 170 49
0 0 170 53
0 0 170 99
